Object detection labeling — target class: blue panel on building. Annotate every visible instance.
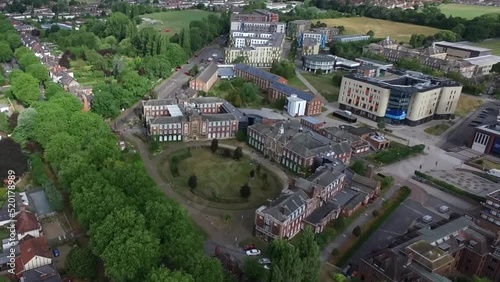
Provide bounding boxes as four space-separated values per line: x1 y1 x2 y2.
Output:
385 109 406 120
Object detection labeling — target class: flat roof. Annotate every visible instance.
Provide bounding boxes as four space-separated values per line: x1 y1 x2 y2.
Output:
166 105 183 117
464 55 500 67
487 189 500 200
28 190 54 217
301 116 322 124
434 41 491 53
218 67 235 77
240 108 286 120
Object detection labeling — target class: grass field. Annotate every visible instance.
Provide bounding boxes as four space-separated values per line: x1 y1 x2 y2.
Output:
287 76 309 90
168 148 281 208
454 95 484 117
320 17 442 42
301 73 340 102
438 4 500 19
139 10 217 35
470 38 500 55
424 123 451 136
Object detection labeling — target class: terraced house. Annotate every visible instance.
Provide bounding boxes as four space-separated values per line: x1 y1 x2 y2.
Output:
247 120 351 173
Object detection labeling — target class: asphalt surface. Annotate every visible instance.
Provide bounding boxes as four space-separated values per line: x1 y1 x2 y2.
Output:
442 101 500 150
347 198 444 267
156 41 226 99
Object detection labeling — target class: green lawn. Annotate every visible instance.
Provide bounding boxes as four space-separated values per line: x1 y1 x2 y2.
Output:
287 76 309 90
470 38 500 55
165 148 282 209
0 227 10 240
139 10 217 35
70 59 105 86
438 4 500 19
301 73 340 102
423 123 451 136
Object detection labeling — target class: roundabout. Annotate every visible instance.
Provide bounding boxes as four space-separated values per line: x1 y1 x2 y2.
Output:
158 145 284 210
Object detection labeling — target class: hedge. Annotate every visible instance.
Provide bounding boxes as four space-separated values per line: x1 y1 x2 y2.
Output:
371 143 425 165
335 186 411 267
414 171 485 202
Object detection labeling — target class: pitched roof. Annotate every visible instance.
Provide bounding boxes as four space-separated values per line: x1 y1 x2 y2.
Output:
22 265 62 282
60 74 75 86
270 82 316 102
260 190 308 222
18 236 50 267
234 64 285 83
194 63 219 83
15 210 39 234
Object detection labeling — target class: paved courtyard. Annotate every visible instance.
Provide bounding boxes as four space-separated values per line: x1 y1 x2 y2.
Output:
42 221 65 240
51 244 71 272
428 170 500 196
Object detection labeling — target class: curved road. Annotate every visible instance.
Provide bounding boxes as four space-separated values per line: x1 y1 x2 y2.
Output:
124 132 289 247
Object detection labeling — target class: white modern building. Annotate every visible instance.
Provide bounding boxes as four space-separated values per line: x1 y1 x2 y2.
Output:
302 55 360 73
230 21 286 33
225 33 285 67
286 94 307 117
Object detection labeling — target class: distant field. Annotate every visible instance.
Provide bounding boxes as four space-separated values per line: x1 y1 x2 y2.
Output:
438 4 500 19
320 17 442 42
139 10 217 35
470 38 500 55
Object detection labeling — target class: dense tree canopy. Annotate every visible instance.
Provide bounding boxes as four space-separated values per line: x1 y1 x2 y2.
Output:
65 246 98 279
11 72 40 106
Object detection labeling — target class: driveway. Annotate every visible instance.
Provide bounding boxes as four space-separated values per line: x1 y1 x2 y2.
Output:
42 221 65 240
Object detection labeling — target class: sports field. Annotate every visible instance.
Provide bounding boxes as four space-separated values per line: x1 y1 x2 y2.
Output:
320 17 441 42
139 10 217 35
470 38 500 55
438 4 500 19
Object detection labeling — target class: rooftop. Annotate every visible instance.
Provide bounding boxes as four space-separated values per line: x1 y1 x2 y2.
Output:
195 63 219 83
434 41 491 53
301 116 322 125
408 240 447 261
234 64 285 83
304 201 339 225
270 82 315 102
464 55 500 67
303 54 336 63
487 189 500 200
28 189 54 217
335 34 370 39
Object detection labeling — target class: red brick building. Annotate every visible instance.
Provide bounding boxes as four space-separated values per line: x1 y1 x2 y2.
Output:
478 189 500 233
234 64 287 90
268 82 324 116
319 126 371 154
231 9 279 22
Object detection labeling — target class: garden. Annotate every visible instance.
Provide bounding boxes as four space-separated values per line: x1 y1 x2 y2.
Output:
207 79 279 109
161 144 282 209
368 142 425 165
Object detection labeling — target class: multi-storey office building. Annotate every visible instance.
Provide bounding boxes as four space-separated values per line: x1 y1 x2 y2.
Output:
230 21 286 33
286 20 311 39
478 189 500 232
298 32 327 49
225 33 285 67
338 70 462 126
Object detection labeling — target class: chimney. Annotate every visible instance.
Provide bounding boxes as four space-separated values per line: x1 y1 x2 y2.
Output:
267 199 273 207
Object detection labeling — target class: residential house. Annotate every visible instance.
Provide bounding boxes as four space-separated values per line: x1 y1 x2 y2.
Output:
319 126 370 154
59 74 80 90
21 265 62 282
0 203 13 227
189 63 219 92
15 237 52 279
15 208 42 241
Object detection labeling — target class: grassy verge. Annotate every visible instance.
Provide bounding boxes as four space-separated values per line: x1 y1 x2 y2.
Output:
301 73 340 102
335 186 411 266
369 142 424 165
287 76 309 90
454 95 483 117
473 158 500 170
424 123 451 136
414 171 485 202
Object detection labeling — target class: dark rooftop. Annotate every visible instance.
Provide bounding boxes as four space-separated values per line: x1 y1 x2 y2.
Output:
304 201 339 225
270 82 315 101
234 64 284 83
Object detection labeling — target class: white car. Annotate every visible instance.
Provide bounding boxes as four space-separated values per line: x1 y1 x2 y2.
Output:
438 205 450 213
263 264 270 270
258 258 271 264
212 53 218 57
246 249 261 256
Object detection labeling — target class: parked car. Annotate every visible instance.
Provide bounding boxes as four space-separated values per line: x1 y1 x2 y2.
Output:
246 249 261 256
438 206 450 213
264 264 271 270
176 66 181 71
194 54 199 57
244 244 256 251
184 72 190 76
53 248 60 257
258 258 271 264
212 53 218 57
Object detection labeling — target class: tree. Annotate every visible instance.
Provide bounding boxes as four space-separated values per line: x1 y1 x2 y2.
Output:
377 120 385 129
146 267 194 282
492 62 500 73
334 273 347 282
210 138 219 153
0 41 13 62
250 170 255 178
240 82 259 103
268 240 303 282
372 210 380 217
0 138 29 180
26 63 50 83
366 30 375 37
233 146 243 160
181 28 191 55
44 183 64 212
105 12 134 41
65 246 98 279
233 56 248 64
12 107 37 144
381 175 394 190
270 60 295 79
296 226 321 282
240 183 251 199
349 160 366 175
352 226 362 237
244 258 266 281
11 72 39 106
18 53 40 70
188 174 197 190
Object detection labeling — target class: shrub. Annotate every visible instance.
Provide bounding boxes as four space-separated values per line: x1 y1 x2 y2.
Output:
331 248 339 256
44 183 64 211
188 175 197 190
222 148 232 158
352 226 362 237
350 160 366 175
240 183 251 199
372 210 379 217
233 146 243 160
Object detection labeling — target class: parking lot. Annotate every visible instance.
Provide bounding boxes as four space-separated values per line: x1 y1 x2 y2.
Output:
347 198 445 267
443 101 499 150
428 169 500 197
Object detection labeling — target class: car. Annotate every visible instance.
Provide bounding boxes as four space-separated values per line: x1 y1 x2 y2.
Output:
184 72 190 76
478 115 486 119
212 53 218 57
438 205 450 213
53 248 60 257
264 264 271 270
478 114 487 117
258 258 271 264
194 54 198 57
176 66 181 71
246 249 261 256
244 244 256 251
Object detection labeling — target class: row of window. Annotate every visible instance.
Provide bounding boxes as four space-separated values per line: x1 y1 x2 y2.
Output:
158 135 182 142
480 213 500 226
485 200 500 209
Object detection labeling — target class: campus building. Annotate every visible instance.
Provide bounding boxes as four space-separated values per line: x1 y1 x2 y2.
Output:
269 82 324 116
302 37 320 56
333 34 370 43
231 9 279 22
298 32 327 49
144 97 246 142
338 70 462 126
225 32 285 67
230 21 286 33
302 55 360 73
189 63 219 92
358 217 500 282
470 123 500 155
478 189 500 232
286 20 312 39
233 63 287 90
